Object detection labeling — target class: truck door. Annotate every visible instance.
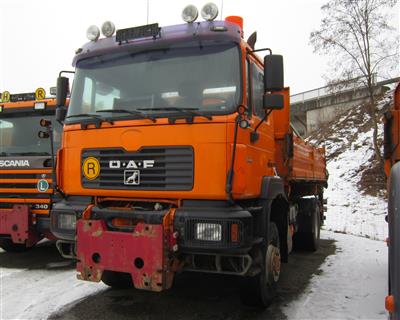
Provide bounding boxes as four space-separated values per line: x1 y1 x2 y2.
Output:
244 58 276 193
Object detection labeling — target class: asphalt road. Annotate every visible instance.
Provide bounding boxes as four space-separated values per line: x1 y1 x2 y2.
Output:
42 238 336 320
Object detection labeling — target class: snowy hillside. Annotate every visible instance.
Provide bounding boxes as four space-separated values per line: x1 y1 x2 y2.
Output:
308 89 394 241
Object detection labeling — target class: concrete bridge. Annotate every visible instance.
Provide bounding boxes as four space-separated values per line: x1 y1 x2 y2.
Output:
290 76 400 137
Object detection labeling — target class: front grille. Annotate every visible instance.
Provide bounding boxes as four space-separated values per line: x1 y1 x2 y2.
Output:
0 183 37 189
0 173 41 179
0 193 50 199
184 218 244 248
82 146 194 191
0 171 52 203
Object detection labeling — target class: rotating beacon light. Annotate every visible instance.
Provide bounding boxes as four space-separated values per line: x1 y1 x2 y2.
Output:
201 3 219 21
87 25 100 41
101 21 116 38
182 4 199 23
225 16 244 37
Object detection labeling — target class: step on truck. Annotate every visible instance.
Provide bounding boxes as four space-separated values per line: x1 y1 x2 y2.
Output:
384 82 400 319
0 89 63 252
51 4 327 307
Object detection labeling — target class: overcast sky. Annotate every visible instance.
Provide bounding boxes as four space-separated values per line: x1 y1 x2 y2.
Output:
0 0 398 96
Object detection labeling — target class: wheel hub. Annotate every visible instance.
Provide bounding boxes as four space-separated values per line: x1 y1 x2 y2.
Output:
266 244 281 283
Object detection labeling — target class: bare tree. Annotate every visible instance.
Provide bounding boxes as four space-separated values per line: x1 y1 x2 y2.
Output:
310 0 399 164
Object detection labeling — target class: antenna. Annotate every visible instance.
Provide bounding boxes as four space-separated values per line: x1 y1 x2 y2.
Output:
220 0 224 19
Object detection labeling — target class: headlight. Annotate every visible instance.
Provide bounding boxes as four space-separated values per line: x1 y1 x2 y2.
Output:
101 21 115 38
182 4 198 23
86 25 100 41
58 213 76 230
195 223 222 241
201 3 219 21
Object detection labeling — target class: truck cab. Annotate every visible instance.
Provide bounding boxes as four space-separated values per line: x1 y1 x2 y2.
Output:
0 90 63 251
52 4 327 307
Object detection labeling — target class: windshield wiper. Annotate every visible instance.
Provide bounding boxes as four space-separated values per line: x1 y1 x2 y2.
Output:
66 113 103 120
96 109 156 122
66 113 114 129
0 152 10 157
138 107 212 123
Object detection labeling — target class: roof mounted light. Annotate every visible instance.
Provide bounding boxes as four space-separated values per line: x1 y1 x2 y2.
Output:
201 3 219 21
101 21 116 38
182 4 198 23
87 25 100 41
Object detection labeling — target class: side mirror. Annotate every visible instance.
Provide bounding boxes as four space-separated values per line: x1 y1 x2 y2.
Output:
264 55 284 91
56 106 67 123
263 93 284 110
56 76 69 107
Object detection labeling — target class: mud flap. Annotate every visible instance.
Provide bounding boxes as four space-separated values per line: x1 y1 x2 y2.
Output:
76 219 174 292
0 205 39 246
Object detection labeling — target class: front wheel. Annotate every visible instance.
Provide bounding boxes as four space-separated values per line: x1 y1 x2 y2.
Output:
239 222 281 308
0 239 34 253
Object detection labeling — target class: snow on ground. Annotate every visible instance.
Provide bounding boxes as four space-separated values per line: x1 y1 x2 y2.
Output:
308 90 395 241
324 123 388 240
0 231 388 320
285 230 388 319
0 266 106 320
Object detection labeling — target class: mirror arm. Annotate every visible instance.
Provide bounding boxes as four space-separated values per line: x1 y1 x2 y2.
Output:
251 48 272 55
250 110 273 143
58 70 75 77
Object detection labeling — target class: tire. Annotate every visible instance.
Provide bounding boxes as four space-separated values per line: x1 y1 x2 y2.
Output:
293 199 320 252
239 222 281 308
101 271 134 289
307 205 320 251
0 239 33 253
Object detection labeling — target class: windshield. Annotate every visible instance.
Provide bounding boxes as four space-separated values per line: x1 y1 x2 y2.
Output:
0 113 62 156
68 43 241 120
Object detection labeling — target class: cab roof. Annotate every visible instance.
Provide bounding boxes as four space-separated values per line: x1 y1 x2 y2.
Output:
73 20 242 67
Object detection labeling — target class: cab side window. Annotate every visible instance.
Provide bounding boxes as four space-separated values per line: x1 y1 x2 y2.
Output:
251 64 264 118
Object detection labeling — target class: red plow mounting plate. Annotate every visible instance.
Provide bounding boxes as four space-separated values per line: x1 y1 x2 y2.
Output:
0 205 38 245
76 219 172 292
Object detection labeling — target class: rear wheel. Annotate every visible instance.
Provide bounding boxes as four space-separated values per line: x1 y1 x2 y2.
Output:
101 271 134 289
240 222 281 308
308 205 321 251
294 199 320 251
0 239 33 253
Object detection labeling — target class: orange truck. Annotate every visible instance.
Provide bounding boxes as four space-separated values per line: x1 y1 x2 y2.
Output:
0 89 63 252
384 82 400 318
51 4 327 307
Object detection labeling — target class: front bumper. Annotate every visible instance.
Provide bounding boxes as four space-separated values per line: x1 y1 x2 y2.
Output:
0 205 40 246
77 219 173 291
75 201 256 291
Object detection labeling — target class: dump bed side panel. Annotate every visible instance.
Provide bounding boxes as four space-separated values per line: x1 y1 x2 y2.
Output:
289 135 327 183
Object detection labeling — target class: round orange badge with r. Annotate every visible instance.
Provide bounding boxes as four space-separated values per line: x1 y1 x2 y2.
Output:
82 157 100 180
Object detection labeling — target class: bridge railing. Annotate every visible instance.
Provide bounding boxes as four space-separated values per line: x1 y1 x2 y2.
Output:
291 73 378 104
